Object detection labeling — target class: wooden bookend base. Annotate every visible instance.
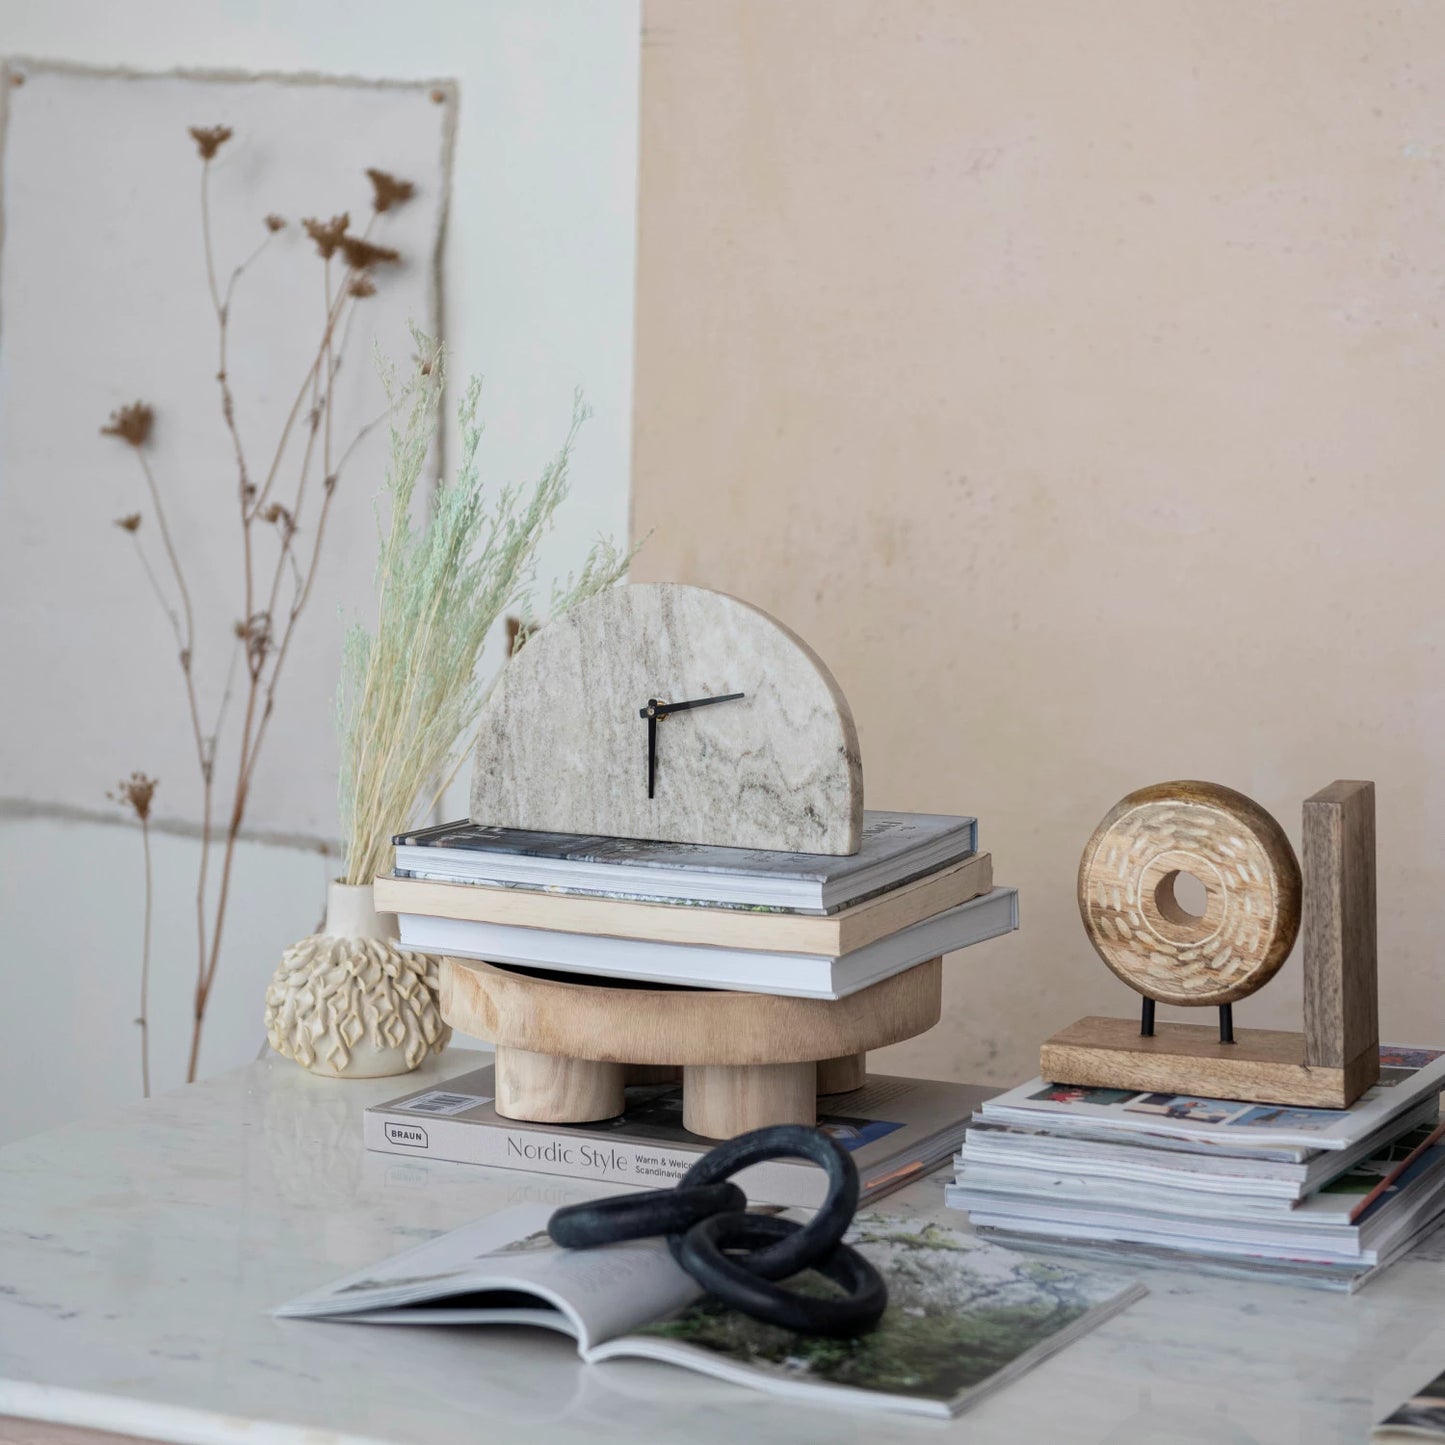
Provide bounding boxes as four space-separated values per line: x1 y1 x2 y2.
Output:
1040 1016 1379 1110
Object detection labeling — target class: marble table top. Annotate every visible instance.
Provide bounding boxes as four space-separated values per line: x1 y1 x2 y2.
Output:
3 1051 1445 1445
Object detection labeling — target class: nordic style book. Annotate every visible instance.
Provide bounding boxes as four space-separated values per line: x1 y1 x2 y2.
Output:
393 810 978 913
276 1204 1145 1420
366 1063 994 1208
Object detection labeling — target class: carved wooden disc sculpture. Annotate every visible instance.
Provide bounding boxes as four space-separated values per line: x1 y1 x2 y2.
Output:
1078 780 1302 1008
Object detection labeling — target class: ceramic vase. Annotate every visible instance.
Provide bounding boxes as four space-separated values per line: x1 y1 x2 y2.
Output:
264 881 450 1078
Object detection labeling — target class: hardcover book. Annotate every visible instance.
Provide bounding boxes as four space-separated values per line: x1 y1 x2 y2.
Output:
395 886 1019 999
374 851 993 956
276 1204 1145 1420
366 1064 993 1207
392 810 979 913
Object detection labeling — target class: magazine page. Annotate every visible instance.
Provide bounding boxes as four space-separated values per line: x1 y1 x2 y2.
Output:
1375 1367 1445 1441
981 1046 1445 1150
588 1214 1145 1420
275 1203 703 1351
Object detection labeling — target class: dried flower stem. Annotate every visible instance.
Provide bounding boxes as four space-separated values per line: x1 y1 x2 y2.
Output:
108 136 415 1084
110 774 157 1098
185 218 396 1081
139 807 153 1099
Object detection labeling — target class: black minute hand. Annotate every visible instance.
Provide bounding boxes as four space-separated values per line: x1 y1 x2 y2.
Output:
639 692 744 720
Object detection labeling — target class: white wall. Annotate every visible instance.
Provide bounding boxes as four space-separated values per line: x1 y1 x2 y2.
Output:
0 0 640 1142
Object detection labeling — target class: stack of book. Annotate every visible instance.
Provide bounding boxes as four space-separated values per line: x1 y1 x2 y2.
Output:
366 809 1016 1195
944 1045 1445 1291
374 810 1017 1000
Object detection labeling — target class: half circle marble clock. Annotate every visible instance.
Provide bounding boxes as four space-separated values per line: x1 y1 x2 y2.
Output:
470 583 863 854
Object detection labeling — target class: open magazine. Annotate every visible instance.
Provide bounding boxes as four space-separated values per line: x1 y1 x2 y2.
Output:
276 1204 1145 1419
1376 1367 1445 1440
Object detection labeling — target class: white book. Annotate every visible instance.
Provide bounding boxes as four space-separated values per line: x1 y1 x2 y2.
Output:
398 886 1018 998
275 1203 1145 1420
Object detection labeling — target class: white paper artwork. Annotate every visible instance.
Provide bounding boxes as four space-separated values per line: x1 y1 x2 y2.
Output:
0 61 454 844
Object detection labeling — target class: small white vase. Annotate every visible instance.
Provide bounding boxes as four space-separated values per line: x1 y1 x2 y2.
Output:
264 881 451 1079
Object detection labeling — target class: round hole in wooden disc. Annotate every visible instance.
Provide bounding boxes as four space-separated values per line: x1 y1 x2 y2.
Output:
1155 869 1207 924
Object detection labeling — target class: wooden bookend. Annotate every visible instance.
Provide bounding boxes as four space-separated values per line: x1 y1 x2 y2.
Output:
1302 780 1379 1092
1041 779 1381 1109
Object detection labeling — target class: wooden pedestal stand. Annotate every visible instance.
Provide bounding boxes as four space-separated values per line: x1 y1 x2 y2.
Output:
1040 780 1379 1110
439 956 943 1138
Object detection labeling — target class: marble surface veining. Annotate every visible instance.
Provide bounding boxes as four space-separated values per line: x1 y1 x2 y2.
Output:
470 584 864 854
4 1051 1445 1443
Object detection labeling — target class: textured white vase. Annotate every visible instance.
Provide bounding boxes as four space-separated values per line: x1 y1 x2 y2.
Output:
264 881 451 1079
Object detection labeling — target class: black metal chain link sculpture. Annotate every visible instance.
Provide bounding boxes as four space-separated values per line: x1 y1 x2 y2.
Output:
547 1124 888 1337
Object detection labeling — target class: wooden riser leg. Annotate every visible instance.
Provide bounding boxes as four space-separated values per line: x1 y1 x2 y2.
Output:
682 1061 817 1139
494 1046 625 1123
815 1052 866 1094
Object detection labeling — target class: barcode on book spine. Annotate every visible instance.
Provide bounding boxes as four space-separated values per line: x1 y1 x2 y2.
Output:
400 1091 491 1116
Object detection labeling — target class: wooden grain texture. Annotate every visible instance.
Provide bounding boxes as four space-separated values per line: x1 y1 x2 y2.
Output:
440 956 941 1065
375 852 991 956
1077 780 1302 1006
1303 781 1379 1080
815 1052 867 1093
494 1047 625 1122
683 1061 817 1137
1040 1016 1376 1108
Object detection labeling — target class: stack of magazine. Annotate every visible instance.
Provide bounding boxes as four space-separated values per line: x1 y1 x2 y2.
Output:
944 1045 1445 1291
373 811 1017 999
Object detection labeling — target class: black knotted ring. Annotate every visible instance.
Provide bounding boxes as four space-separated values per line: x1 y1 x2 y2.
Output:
548 1182 745 1249
676 1211 888 1337
546 1124 886 1337
668 1123 858 1279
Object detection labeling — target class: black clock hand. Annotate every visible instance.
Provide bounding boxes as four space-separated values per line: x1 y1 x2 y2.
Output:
639 692 744 720
646 703 659 799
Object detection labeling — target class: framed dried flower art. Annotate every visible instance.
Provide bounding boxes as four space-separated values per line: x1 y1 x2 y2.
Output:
0 60 455 1077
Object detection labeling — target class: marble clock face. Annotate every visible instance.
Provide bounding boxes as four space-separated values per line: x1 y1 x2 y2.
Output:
470 583 863 854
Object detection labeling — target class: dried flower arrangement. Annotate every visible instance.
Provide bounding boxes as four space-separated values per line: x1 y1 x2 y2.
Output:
103 123 420 1085
262 335 631 1078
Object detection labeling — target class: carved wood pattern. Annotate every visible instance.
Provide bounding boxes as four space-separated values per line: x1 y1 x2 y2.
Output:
1077 780 1301 1007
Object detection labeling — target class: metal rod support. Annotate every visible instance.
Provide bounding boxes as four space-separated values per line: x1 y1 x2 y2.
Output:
1140 997 1156 1038
1219 1003 1235 1045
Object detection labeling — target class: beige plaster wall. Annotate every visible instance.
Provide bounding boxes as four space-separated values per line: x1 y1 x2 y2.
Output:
631 0 1445 1086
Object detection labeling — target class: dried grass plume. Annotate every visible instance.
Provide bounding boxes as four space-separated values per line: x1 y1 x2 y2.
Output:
337 335 633 886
